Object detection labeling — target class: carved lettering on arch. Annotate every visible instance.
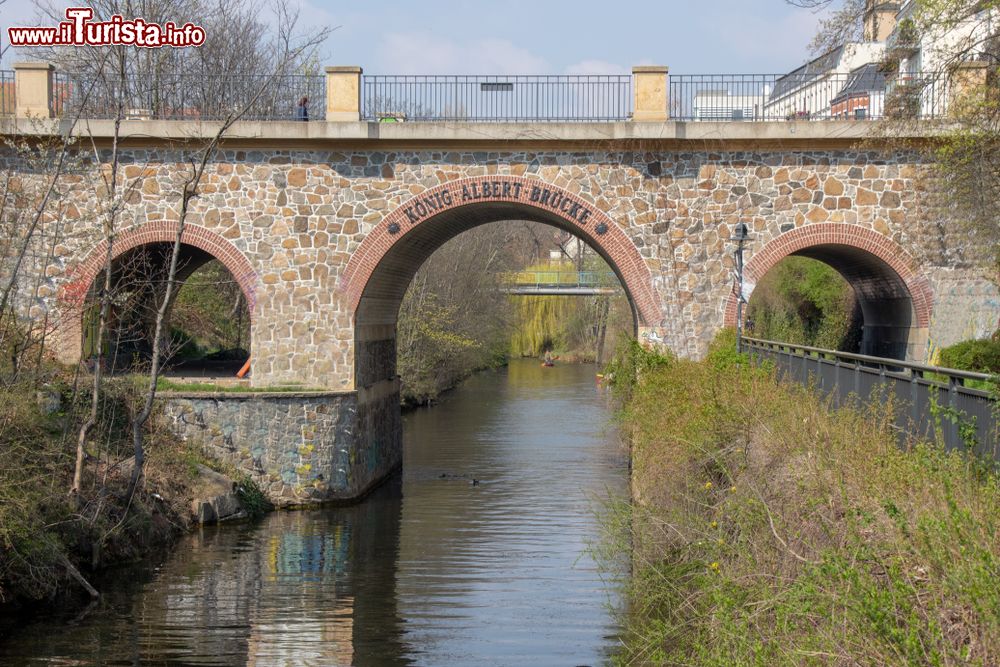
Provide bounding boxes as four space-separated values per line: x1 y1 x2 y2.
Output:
398 176 598 230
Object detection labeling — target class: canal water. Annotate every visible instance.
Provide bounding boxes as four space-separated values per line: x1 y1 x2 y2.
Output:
0 360 628 666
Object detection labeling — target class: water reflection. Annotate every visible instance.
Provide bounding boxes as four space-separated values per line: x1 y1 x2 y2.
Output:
0 360 625 666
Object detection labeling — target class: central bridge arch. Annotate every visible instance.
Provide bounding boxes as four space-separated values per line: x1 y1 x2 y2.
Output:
341 175 664 392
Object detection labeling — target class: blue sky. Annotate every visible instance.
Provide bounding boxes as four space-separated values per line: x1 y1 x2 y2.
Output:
2 0 828 73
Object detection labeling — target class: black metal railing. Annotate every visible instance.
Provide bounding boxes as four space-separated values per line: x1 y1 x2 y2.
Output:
669 72 947 121
0 70 14 116
7 68 965 123
59 72 325 121
744 337 998 458
362 75 633 122
52 71 71 118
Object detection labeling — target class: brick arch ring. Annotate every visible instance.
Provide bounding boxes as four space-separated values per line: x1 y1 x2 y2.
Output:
723 222 932 328
56 222 258 359
340 175 665 328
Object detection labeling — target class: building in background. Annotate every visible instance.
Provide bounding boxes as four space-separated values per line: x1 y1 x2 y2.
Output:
765 42 886 119
829 63 887 119
692 87 770 121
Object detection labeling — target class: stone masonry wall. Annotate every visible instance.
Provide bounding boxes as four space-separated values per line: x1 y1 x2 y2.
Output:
159 391 401 506
1 146 997 387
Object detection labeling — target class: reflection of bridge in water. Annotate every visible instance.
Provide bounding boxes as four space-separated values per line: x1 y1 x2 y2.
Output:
499 270 621 296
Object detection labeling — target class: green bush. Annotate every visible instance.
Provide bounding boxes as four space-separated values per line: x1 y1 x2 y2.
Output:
0 368 229 604
235 476 271 520
939 335 1000 373
602 338 674 401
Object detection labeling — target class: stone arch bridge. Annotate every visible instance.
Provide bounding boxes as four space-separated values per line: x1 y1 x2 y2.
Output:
4 85 999 504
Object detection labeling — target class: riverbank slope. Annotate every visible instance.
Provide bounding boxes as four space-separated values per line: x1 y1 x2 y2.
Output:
608 331 1000 664
0 379 262 608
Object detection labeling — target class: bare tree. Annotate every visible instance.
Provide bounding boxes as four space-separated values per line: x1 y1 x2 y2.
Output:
71 47 132 505
45 0 331 499
32 0 329 121
789 0 867 54
396 223 529 403
0 0 333 602
118 2 331 496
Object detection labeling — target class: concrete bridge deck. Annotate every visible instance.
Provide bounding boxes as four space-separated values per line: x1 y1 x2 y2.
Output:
3 116 938 148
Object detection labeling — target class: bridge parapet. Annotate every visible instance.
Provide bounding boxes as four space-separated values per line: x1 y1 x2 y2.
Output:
11 62 53 118
2 62 979 124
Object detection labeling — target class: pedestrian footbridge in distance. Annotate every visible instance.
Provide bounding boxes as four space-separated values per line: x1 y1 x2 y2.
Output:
499 271 620 296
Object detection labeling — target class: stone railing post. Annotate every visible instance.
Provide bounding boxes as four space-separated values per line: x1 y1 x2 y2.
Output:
948 61 989 117
14 62 54 119
326 66 362 121
632 65 669 122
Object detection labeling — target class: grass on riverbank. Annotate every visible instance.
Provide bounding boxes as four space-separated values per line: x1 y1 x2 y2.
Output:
604 330 1000 666
0 375 232 606
155 377 326 393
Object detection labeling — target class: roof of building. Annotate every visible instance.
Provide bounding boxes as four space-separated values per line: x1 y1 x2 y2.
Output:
831 63 887 104
770 45 846 100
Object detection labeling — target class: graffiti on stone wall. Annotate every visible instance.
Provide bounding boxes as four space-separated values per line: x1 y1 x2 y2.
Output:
158 393 389 506
925 280 1000 363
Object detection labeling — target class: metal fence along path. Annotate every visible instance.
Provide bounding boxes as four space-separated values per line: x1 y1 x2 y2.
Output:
61 72 326 121
744 337 998 459
668 72 947 121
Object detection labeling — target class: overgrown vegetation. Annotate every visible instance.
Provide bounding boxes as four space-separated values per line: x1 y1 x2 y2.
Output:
0 0 328 605
395 225 518 405
509 259 632 363
604 329 1000 665
154 378 319 393
234 475 270 520
170 260 250 360
0 355 206 603
745 256 862 351
930 90 1000 279
939 332 1000 373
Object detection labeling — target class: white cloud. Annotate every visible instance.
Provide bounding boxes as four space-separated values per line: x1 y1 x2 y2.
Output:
563 59 629 75
709 9 824 71
375 32 549 74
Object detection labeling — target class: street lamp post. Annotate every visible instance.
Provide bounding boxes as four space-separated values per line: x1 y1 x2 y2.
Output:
733 222 750 354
